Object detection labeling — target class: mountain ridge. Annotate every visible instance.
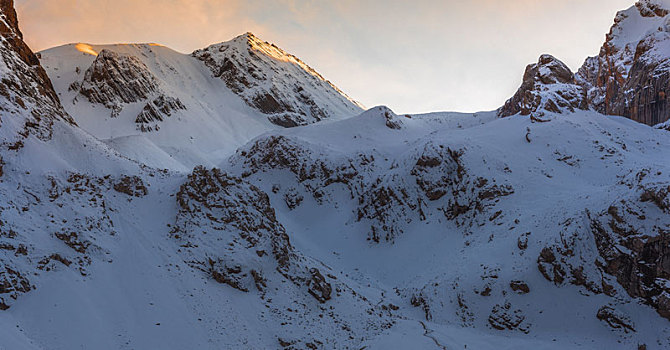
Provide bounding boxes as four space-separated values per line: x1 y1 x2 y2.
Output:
501 0 670 126
1 0 670 349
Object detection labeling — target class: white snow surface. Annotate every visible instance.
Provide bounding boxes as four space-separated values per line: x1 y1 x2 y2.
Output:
2 7 670 350
3 103 669 349
38 37 362 172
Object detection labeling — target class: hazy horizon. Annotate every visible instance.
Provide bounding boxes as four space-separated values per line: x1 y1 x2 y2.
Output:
16 0 635 114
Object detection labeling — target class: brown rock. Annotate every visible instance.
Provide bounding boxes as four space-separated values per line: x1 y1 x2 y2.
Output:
596 306 636 333
510 280 530 294
499 54 587 118
113 175 148 197
307 268 332 303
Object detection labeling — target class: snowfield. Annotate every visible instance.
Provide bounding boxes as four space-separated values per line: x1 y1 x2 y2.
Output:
1 0 670 349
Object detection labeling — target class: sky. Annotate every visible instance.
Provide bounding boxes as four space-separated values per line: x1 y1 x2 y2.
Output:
15 0 635 114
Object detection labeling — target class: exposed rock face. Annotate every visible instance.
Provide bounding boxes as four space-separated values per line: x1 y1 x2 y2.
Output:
499 54 587 119
536 168 670 321
79 49 159 116
0 0 74 148
113 175 148 197
597 306 636 333
172 166 302 296
193 32 363 127
487 302 530 333
307 268 332 303
501 1 670 126
576 0 670 126
0 1 118 311
589 171 670 320
135 95 186 132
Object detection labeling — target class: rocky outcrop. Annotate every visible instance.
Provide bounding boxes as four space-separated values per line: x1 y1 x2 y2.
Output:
233 131 513 244
0 266 31 310
113 175 148 197
307 268 332 303
589 172 670 320
576 0 670 126
135 95 186 132
596 306 636 333
0 0 74 148
193 32 363 127
499 54 587 119
358 106 405 130
79 49 159 116
509 280 530 294
172 166 295 292
539 169 670 321
488 302 530 333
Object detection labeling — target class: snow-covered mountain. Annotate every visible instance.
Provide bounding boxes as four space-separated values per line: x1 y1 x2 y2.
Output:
501 0 670 127
576 0 670 126
38 34 363 171
193 32 363 127
498 54 587 120
1 0 670 349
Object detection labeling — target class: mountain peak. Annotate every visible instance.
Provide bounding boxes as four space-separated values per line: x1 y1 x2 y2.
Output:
0 0 21 37
230 31 259 44
534 54 575 85
499 54 586 119
575 0 670 126
193 33 363 127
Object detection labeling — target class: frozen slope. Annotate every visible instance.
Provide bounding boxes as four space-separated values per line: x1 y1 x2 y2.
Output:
39 35 363 171
1 3 385 348
39 43 277 170
3 0 670 349
222 106 670 349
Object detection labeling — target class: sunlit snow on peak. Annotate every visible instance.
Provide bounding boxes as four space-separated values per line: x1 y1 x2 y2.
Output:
75 43 98 56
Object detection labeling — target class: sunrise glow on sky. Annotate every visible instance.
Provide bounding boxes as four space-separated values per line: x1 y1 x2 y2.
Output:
16 0 635 113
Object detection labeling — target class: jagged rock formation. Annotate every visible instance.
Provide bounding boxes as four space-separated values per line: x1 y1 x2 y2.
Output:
0 0 73 149
589 170 670 320
501 1 670 127
499 54 587 119
173 166 295 282
135 95 185 132
193 32 363 127
3 0 670 347
231 107 514 244
79 49 159 116
576 0 670 126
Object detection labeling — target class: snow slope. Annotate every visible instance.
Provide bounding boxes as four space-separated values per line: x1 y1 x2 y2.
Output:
39 35 363 171
2 0 670 349
222 106 670 349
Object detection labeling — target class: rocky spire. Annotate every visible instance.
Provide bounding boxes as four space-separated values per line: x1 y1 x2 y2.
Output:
576 0 670 126
498 54 587 119
0 0 74 149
